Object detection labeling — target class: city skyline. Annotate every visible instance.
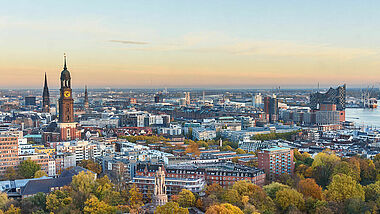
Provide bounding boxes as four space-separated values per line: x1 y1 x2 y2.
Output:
1 1 380 88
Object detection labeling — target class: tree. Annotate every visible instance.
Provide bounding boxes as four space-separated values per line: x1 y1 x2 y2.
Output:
128 184 144 211
5 205 20 214
34 170 48 178
71 171 96 195
326 174 365 202
46 190 72 213
263 182 290 199
0 193 8 209
235 148 246 154
155 202 189 214
177 189 195 208
18 159 41 179
311 152 340 187
332 161 360 182
78 159 102 174
205 203 243 214
275 188 305 211
221 189 240 206
298 178 322 200
95 175 122 206
277 173 295 187
4 167 17 180
83 195 116 214
28 192 47 211
205 183 222 196
363 180 380 202
185 142 200 157
232 180 275 213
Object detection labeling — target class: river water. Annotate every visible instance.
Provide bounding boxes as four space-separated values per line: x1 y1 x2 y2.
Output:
346 108 380 128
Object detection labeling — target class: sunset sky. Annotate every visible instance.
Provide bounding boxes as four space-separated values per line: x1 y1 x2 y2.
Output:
1 0 380 88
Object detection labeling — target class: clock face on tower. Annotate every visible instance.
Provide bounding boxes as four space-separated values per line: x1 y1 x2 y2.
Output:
64 91 71 98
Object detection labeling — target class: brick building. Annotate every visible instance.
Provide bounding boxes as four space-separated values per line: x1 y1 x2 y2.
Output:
258 147 294 181
0 135 19 176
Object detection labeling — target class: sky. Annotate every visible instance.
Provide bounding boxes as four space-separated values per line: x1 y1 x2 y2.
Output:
1 0 380 89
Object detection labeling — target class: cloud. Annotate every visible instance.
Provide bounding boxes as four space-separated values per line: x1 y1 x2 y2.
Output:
109 40 149 45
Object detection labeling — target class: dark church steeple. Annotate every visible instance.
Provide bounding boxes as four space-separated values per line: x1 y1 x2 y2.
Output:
42 72 50 113
84 85 89 110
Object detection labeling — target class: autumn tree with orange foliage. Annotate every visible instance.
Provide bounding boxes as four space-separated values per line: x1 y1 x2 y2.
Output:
185 142 200 157
297 178 322 200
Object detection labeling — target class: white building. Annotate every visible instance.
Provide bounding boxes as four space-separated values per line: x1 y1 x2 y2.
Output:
158 124 182 136
192 128 217 141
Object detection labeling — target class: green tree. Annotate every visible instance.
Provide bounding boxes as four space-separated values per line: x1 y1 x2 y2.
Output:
275 188 305 211
78 159 102 174
263 182 290 199
46 190 72 213
177 189 195 208
71 171 96 195
95 175 122 206
326 174 365 202
363 180 380 202
28 192 47 211
311 151 340 187
83 195 116 214
4 167 17 180
18 159 41 179
332 161 360 182
222 189 240 206
155 202 189 214
34 170 48 178
128 184 144 211
232 180 275 213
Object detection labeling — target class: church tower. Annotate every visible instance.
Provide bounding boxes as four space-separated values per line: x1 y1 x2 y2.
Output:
58 54 78 141
58 54 74 123
84 85 89 110
153 167 168 206
42 72 50 113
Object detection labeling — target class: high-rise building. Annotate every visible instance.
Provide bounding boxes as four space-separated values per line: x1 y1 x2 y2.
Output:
185 92 191 105
25 96 36 106
264 96 278 123
258 147 294 181
310 84 346 111
58 54 80 141
254 93 263 108
42 72 50 113
154 93 162 103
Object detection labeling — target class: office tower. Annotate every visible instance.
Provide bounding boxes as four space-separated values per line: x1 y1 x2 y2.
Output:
254 93 263 108
264 96 278 123
25 96 36 106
